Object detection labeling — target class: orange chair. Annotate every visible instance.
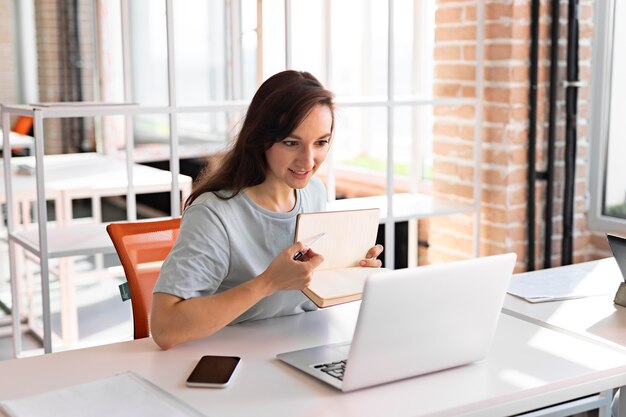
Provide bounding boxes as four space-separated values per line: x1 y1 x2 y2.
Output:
106 218 181 339
12 116 33 135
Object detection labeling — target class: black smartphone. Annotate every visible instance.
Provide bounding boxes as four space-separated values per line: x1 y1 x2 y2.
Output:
186 355 241 388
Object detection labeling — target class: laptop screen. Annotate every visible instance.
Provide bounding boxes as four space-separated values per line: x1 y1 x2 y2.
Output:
608 234 626 281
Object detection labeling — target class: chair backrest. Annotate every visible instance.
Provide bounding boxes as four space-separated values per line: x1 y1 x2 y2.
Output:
12 116 33 135
106 218 181 339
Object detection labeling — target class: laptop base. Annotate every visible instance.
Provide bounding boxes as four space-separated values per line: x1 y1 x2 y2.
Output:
614 282 626 307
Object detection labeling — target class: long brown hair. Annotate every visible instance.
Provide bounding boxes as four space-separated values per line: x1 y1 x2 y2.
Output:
185 70 335 208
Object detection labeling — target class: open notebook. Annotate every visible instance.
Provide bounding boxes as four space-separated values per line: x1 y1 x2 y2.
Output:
295 208 390 308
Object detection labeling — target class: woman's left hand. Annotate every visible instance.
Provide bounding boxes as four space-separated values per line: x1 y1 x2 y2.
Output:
359 244 384 268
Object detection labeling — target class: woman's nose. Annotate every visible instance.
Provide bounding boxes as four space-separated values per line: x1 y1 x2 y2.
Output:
298 146 315 167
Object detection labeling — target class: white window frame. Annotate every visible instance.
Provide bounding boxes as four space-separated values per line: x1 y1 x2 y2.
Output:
115 0 483 269
588 0 626 234
283 0 484 268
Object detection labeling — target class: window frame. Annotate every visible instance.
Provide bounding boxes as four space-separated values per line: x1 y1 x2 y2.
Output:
112 0 484 267
282 0 483 267
588 0 626 233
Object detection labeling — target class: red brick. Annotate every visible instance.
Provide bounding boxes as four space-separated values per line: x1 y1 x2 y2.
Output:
462 45 476 60
432 181 475 200
435 26 477 42
485 23 513 39
435 64 477 81
434 105 475 119
464 5 476 22
485 3 513 20
436 6 463 24
435 45 462 61
433 83 464 97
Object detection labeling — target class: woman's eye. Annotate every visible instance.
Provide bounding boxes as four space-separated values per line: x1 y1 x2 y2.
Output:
316 140 330 147
281 140 298 147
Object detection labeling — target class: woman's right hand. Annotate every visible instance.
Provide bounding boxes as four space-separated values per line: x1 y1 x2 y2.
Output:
259 242 324 294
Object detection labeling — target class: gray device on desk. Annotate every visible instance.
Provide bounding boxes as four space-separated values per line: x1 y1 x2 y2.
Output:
608 234 626 280
607 234 626 306
277 253 517 392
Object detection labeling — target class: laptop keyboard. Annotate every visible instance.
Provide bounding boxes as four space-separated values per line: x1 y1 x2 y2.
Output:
314 359 347 381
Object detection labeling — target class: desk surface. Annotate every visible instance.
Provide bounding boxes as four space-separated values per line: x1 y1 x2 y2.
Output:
503 257 626 349
2 152 192 195
1 153 193 256
327 193 474 222
0 129 33 150
2 303 626 417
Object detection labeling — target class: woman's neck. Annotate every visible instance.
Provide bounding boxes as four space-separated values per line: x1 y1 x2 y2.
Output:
245 182 296 213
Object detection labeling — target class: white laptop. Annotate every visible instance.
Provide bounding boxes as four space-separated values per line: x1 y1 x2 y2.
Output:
277 253 517 392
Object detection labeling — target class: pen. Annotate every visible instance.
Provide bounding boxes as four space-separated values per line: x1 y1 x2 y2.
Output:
293 232 326 260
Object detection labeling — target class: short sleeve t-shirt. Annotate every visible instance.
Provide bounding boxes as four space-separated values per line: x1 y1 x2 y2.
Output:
153 176 326 324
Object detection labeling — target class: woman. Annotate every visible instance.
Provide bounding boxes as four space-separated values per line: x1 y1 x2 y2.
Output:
151 70 383 350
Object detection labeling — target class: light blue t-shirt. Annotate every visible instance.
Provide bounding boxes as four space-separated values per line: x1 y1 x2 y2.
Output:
153 177 326 324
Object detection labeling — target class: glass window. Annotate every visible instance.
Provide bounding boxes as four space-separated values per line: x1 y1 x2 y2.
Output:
174 0 227 105
124 0 438 188
330 0 388 98
393 0 435 98
333 107 388 173
128 0 255 150
129 0 168 107
290 0 325 79
589 0 626 232
284 0 436 190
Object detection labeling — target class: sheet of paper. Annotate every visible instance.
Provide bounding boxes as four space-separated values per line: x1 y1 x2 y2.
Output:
0 372 206 417
507 258 620 303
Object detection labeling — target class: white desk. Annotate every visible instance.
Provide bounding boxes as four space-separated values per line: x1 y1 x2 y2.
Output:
0 153 193 352
2 303 626 416
504 258 626 348
503 257 626 415
327 193 474 223
0 129 34 155
1 153 192 251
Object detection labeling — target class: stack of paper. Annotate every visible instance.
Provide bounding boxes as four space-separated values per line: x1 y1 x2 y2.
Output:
507 259 620 303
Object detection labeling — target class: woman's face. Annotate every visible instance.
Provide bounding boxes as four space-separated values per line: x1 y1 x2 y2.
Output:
264 104 333 190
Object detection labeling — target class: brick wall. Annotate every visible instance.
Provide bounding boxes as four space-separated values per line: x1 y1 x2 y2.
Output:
75 0 96 151
431 0 598 271
0 0 17 105
34 0 95 154
35 0 63 153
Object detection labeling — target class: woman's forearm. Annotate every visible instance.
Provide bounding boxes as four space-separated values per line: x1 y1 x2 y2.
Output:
150 275 272 350
150 244 322 349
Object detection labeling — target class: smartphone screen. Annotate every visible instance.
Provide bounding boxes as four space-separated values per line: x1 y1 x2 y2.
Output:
186 355 241 388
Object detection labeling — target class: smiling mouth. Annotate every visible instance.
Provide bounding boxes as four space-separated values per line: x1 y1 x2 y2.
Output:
289 168 311 175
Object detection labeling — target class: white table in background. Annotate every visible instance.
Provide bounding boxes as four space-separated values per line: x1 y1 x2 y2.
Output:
0 129 34 155
1 302 626 416
327 193 476 268
327 193 474 222
1 153 193 351
8 152 193 222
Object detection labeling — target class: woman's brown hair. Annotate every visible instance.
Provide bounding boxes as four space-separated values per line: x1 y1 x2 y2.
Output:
185 70 335 208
